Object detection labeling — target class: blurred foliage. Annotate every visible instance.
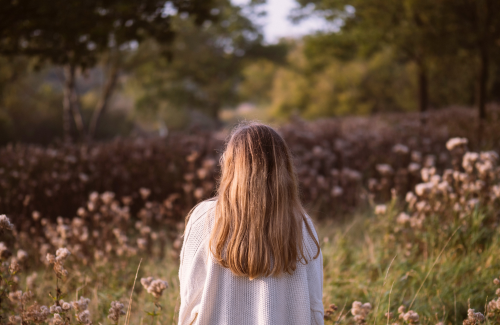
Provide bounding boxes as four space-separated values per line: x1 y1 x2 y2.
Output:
2 106 500 222
0 56 62 144
127 0 271 129
0 0 217 68
239 59 279 106
289 0 500 122
238 39 487 120
0 56 133 145
1 0 500 142
0 0 221 141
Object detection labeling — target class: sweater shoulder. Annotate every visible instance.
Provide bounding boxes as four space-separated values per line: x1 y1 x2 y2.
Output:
184 199 217 245
302 213 321 262
187 199 217 227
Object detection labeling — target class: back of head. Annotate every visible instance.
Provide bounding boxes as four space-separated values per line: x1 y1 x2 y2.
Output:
210 122 320 279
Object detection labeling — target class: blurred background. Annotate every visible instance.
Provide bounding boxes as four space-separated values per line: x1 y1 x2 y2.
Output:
1 0 499 144
2 2 500 323
2 0 500 220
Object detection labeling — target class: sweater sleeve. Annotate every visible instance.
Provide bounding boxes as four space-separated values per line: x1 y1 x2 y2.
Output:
308 250 324 325
178 201 215 325
304 216 324 325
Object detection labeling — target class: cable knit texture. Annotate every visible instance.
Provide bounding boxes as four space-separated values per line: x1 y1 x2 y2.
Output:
179 199 324 325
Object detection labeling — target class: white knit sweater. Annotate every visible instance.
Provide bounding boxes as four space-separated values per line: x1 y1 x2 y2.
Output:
178 200 324 325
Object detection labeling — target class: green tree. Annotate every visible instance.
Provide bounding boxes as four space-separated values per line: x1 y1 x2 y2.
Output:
441 0 500 145
0 0 217 141
294 0 448 120
129 0 264 127
266 42 416 119
239 59 280 106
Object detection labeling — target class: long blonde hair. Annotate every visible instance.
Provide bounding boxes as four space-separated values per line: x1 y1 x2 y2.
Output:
209 122 320 279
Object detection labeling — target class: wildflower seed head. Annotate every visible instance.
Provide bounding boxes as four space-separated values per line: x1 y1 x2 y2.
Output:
147 279 169 298
54 263 68 277
140 188 151 200
0 242 11 259
60 300 72 311
26 272 38 289
375 204 387 215
100 191 115 205
107 301 126 323
411 151 422 162
405 192 417 207
464 309 485 324
402 310 419 323
24 303 50 323
77 207 86 217
141 276 154 289
415 182 433 196
17 249 28 262
480 151 498 163
55 247 71 262
50 304 63 314
330 186 343 198
446 137 468 151
393 144 409 155
32 211 41 221
46 253 56 264
397 213 411 225
408 163 421 174
89 191 99 203
71 296 90 312
351 301 371 324
52 313 65 325
76 309 92 324
9 259 21 274
475 312 485 322
9 290 23 303
376 164 394 176
137 238 147 250
0 214 14 231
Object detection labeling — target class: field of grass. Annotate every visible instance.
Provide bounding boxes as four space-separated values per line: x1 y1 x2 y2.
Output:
2 203 499 325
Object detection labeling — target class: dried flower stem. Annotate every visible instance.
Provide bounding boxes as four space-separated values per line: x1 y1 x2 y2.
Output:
124 258 142 325
150 303 156 325
387 280 395 325
335 300 347 324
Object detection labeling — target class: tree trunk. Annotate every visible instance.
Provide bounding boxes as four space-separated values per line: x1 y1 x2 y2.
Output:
63 64 86 141
475 0 492 148
70 75 86 139
88 60 119 140
62 65 74 142
417 61 428 127
477 43 489 147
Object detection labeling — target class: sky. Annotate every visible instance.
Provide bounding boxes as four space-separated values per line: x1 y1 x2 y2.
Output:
232 0 329 43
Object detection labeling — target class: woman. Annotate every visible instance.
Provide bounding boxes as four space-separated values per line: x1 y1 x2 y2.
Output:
179 123 323 325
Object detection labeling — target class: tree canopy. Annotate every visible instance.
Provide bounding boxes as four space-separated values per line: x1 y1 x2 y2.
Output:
0 0 216 68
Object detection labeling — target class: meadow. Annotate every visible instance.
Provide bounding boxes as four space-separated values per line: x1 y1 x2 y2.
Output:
1 107 500 324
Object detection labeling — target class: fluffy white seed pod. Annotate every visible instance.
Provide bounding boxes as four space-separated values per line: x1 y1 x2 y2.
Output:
0 215 14 231
446 137 468 151
146 279 169 298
